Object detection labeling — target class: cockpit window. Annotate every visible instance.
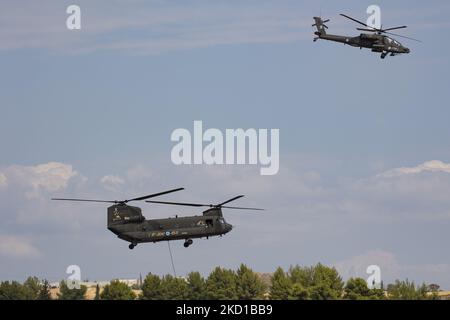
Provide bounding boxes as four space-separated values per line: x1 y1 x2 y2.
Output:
387 37 401 46
218 218 225 224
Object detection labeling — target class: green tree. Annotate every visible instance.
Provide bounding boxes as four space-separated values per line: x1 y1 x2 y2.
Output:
100 280 136 300
289 265 314 288
236 264 266 300
205 267 238 300
0 281 29 300
141 273 163 300
269 267 292 300
289 283 309 300
58 281 86 300
0 276 46 300
186 272 206 300
387 279 430 300
37 279 52 300
308 264 343 300
159 275 189 300
344 278 370 300
344 278 384 300
23 276 41 299
288 264 344 300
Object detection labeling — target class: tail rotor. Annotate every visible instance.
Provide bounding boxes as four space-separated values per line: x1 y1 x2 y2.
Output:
312 17 330 41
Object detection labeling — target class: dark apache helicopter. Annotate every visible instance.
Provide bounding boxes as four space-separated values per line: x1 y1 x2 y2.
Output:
313 14 420 59
52 188 262 249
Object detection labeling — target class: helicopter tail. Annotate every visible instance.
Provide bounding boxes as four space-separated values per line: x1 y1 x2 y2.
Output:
312 17 329 38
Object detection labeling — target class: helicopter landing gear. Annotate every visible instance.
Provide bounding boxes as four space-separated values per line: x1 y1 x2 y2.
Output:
381 51 388 59
183 239 193 248
129 243 137 250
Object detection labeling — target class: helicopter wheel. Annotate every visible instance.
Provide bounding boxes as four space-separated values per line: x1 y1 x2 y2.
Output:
129 243 136 250
183 239 193 248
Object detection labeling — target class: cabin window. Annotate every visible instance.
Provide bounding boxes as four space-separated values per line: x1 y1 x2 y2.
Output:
196 220 206 226
206 219 213 227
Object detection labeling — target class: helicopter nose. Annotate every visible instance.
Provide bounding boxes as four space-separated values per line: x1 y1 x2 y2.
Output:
404 47 410 53
225 223 233 232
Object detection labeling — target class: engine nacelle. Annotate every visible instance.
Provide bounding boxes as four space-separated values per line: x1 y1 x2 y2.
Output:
108 204 145 226
371 45 384 53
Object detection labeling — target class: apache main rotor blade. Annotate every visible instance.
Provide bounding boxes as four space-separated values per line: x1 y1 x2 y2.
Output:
51 198 118 203
218 195 245 207
356 27 421 42
340 14 370 28
126 188 185 203
356 28 378 32
382 26 407 32
385 31 422 42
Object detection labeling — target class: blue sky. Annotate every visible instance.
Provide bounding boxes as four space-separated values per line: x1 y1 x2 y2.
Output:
1 0 450 288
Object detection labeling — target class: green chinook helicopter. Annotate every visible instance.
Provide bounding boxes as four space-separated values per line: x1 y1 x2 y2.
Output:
52 188 263 249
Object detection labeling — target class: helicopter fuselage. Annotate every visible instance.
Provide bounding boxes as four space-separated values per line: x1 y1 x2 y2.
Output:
312 15 414 59
315 32 410 56
51 189 258 249
106 204 233 248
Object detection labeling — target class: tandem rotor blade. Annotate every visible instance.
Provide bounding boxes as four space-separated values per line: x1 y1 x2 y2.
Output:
218 195 245 207
147 196 246 207
125 188 185 203
147 195 263 211
220 206 264 211
52 187 185 204
146 200 206 207
51 198 118 203
147 201 264 211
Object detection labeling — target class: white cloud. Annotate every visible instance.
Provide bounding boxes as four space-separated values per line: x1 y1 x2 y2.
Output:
334 160 450 222
1 158 450 286
0 162 89 228
334 249 450 286
0 235 41 258
100 175 125 191
27 162 78 191
379 160 450 178
0 173 7 188
334 249 400 281
0 1 311 54
1 162 78 199
126 164 154 181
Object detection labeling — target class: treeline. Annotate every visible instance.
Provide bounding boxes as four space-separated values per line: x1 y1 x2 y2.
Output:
0 263 441 300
